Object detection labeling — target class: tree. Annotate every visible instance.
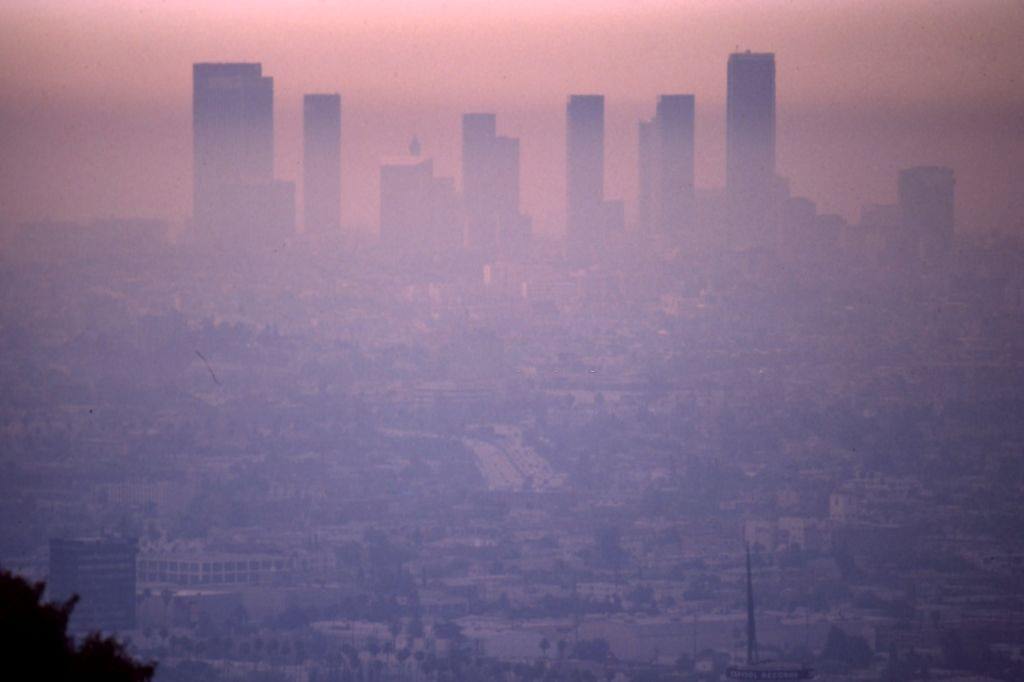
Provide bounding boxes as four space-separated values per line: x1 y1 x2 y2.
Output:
0 569 155 681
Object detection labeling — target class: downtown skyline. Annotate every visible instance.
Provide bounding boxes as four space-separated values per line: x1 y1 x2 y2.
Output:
1 1 1021 237
3 5 1024 681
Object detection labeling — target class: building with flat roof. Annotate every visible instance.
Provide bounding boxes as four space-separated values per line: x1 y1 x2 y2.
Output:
899 165 955 261
303 93 342 234
48 537 138 632
638 94 695 235
193 63 273 230
727 52 776 238
462 113 530 257
380 144 462 259
193 63 293 246
566 95 605 243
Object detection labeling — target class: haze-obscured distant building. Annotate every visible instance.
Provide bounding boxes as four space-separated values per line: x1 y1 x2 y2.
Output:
461 113 530 257
48 537 137 632
637 118 656 233
852 202 902 263
192 63 294 245
303 93 342 235
566 95 605 242
380 142 462 259
898 166 955 261
567 95 624 259
205 180 295 244
638 94 695 235
727 52 776 240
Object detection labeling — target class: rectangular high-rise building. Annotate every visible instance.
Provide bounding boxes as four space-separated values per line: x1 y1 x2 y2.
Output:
726 52 775 225
638 95 696 234
193 63 274 233
381 156 435 248
566 95 605 241
303 94 341 234
48 537 137 632
380 149 462 259
656 95 695 233
462 113 528 255
462 113 499 252
898 166 955 260
637 119 656 232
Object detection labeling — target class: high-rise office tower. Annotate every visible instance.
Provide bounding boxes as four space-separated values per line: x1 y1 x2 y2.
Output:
463 113 498 252
726 52 776 228
381 156 435 248
380 142 462 258
48 537 138 632
656 95 696 234
303 94 341 234
566 95 605 241
898 166 955 260
638 95 696 234
193 63 274 231
462 113 529 256
637 119 656 232
193 62 294 246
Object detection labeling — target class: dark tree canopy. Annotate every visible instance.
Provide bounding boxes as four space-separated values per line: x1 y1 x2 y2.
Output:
0 569 154 681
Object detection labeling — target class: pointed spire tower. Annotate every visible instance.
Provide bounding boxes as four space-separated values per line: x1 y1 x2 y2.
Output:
726 543 815 680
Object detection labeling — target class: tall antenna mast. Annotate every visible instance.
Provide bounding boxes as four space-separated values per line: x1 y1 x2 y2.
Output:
727 544 814 679
746 543 759 666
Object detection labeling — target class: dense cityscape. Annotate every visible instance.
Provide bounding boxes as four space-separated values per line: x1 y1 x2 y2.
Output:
2 5 1024 682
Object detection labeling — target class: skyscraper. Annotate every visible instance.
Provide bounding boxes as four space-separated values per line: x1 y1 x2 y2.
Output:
48 537 138 632
303 93 342 234
638 95 696 234
656 95 696 234
637 119 656 233
380 142 462 259
566 95 605 242
463 113 499 252
898 166 955 260
462 113 529 256
726 52 776 230
380 156 435 249
193 63 274 232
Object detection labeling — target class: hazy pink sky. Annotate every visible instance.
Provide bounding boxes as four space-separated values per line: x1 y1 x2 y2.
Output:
1 0 1022 233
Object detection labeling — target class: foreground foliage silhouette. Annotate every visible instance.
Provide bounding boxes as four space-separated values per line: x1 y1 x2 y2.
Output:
0 569 154 681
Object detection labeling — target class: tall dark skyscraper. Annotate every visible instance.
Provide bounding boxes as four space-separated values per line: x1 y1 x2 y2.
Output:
726 52 776 231
303 94 342 234
898 166 955 260
566 95 605 242
638 95 696 234
48 537 138 632
193 62 294 247
192 63 274 232
462 113 529 256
